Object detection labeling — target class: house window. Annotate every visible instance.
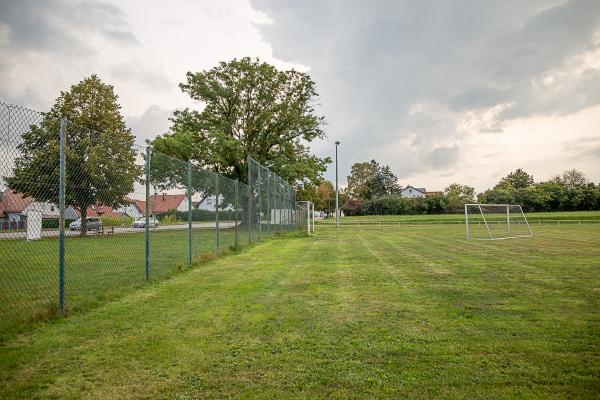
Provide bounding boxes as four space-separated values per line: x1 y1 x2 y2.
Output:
207 199 212 205
50 205 55 212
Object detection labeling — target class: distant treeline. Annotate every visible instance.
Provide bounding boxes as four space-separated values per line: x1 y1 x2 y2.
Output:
337 166 600 216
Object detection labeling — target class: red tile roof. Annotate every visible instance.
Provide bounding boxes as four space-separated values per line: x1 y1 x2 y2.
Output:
85 205 124 218
0 189 33 214
135 194 187 216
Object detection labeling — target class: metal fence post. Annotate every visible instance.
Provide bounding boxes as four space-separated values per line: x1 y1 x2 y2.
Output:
248 181 252 244
215 174 220 253
258 167 261 241
145 146 151 280
235 179 239 248
267 171 271 236
58 117 66 315
188 161 193 266
247 157 252 244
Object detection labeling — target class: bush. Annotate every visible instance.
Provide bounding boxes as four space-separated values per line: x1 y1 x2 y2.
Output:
100 216 134 227
159 214 184 225
41 219 75 229
363 195 450 215
160 208 239 222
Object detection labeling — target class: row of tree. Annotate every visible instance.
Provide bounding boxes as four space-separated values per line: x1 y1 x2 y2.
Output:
298 161 600 215
478 169 600 212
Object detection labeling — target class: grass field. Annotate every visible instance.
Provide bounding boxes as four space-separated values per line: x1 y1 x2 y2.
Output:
321 210 600 223
1 223 598 398
0 226 248 339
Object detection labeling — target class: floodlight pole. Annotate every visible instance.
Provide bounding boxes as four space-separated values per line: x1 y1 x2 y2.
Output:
335 141 340 227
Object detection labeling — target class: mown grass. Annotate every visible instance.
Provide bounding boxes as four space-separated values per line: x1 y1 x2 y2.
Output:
321 210 600 223
0 224 265 340
0 223 598 399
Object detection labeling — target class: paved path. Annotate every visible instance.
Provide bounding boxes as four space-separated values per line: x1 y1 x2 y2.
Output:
0 221 237 240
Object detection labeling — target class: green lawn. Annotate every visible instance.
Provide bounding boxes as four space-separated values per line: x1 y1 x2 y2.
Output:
321 210 600 224
1 223 598 398
0 225 254 339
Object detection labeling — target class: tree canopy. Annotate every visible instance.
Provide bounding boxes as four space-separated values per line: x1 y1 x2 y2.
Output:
496 168 535 189
346 160 401 201
5 75 140 235
444 183 476 212
152 57 330 186
478 168 599 211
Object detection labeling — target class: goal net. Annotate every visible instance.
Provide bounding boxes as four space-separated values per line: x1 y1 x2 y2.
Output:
465 204 533 240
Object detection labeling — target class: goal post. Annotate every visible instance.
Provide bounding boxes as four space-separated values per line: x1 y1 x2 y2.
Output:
296 201 315 236
465 203 533 240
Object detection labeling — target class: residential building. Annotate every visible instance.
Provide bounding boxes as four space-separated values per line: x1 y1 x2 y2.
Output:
400 186 426 198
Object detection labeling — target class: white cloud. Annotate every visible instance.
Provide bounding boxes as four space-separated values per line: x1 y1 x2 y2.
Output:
250 0 600 190
1 0 599 192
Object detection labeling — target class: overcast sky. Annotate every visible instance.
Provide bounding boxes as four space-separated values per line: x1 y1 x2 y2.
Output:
1 0 599 191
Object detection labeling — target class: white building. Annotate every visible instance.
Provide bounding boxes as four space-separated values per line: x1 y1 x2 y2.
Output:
400 186 426 198
194 195 234 211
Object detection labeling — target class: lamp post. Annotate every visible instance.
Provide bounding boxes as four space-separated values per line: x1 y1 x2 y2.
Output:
335 141 340 227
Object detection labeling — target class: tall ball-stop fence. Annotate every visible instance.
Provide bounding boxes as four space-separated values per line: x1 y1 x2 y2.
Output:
0 102 309 337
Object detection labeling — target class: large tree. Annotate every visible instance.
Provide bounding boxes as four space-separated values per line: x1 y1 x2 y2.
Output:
346 160 400 201
152 57 330 185
296 180 335 214
444 183 476 212
496 168 535 189
558 169 588 188
6 75 140 235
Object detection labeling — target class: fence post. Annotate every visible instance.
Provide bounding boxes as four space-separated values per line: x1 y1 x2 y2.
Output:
257 167 261 241
145 146 151 281
306 201 310 236
215 174 220 253
248 180 251 244
248 157 252 244
188 161 192 266
58 117 66 315
235 179 239 248
267 171 271 236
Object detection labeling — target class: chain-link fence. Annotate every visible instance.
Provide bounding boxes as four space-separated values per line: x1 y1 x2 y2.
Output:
247 157 307 241
0 102 309 338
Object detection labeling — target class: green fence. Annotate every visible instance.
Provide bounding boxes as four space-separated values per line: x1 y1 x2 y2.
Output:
0 102 309 338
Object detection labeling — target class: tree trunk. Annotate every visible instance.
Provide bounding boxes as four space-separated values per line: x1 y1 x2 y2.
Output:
80 208 87 237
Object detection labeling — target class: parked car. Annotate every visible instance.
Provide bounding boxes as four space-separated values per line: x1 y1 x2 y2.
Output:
69 217 102 231
133 218 159 228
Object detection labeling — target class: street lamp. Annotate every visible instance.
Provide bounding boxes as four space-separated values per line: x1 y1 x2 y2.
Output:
335 141 340 227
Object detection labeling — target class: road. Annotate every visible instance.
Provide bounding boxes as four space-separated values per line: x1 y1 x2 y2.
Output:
0 221 237 240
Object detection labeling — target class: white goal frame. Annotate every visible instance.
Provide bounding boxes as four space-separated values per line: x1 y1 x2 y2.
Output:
296 201 315 236
465 203 533 240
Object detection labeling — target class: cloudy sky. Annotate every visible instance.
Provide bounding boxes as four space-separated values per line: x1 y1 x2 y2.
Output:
1 0 599 191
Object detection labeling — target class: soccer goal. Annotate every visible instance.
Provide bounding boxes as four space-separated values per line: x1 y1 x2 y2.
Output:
465 204 533 240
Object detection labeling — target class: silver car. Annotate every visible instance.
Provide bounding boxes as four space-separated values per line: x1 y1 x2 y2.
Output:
69 217 102 231
133 218 159 228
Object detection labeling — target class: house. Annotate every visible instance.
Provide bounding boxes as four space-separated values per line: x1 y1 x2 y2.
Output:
0 189 60 229
116 198 144 220
400 186 426 198
0 188 145 228
194 194 233 212
135 193 189 216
